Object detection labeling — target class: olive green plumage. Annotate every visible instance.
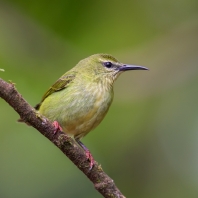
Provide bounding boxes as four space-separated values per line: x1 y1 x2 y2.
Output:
35 54 148 140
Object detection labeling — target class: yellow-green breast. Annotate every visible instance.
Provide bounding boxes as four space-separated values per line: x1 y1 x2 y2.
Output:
38 77 113 139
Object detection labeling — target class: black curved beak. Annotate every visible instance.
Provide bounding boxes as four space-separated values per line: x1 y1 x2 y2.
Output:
119 64 148 71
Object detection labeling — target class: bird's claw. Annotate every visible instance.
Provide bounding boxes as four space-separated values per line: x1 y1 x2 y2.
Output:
85 150 94 170
76 139 94 170
52 121 63 134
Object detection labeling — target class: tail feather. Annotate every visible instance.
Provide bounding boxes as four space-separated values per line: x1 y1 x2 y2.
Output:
34 103 41 110
17 118 24 122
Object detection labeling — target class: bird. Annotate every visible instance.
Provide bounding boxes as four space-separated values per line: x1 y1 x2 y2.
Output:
19 54 148 168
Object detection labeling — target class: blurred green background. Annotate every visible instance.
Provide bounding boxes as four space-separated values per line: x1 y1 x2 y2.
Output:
0 0 198 197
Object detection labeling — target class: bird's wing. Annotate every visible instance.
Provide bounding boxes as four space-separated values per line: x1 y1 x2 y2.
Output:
35 72 76 110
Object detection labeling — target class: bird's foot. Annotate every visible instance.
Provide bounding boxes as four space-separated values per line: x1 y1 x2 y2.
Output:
85 149 94 170
52 121 63 134
76 139 94 170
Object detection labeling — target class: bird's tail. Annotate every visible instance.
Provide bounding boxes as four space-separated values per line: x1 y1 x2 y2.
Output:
17 118 24 122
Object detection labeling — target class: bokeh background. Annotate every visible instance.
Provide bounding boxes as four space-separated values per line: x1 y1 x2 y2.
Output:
0 0 198 197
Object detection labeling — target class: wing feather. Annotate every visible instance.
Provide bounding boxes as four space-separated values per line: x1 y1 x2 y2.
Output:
35 72 76 110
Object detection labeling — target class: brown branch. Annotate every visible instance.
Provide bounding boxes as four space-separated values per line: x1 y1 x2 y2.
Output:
0 78 126 198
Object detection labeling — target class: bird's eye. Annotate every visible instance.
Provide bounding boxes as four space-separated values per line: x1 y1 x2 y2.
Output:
103 62 112 68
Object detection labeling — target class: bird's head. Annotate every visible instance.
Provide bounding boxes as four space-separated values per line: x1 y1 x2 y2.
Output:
75 54 148 86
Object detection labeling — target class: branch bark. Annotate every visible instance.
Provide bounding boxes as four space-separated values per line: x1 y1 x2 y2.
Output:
0 78 126 198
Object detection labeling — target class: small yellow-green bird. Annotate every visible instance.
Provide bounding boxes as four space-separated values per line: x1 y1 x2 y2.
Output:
20 54 148 168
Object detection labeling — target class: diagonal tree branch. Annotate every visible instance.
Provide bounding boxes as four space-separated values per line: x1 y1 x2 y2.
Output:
0 78 126 198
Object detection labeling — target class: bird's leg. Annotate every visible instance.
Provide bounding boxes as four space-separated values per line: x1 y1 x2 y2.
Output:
52 121 63 134
76 139 94 170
